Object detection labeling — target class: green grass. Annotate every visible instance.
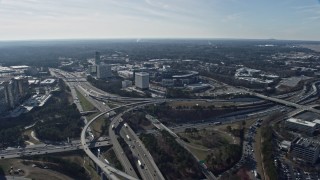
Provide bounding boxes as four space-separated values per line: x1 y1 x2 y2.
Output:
0 159 13 173
185 145 210 160
87 112 100 121
75 89 96 111
90 115 108 137
102 149 123 171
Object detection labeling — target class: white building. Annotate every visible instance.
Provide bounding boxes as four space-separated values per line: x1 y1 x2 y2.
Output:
187 83 210 92
280 140 291 151
40 79 56 86
97 64 112 79
135 72 149 90
313 119 320 129
118 70 134 79
291 137 320 164
285 118 316 135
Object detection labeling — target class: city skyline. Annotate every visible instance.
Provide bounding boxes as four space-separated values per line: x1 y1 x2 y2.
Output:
0 0 320 41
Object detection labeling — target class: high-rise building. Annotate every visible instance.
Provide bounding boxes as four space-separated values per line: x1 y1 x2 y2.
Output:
135 72 149 90
0 86 7 113
14 76 29 98
95 51 101 65
291 137 320 164
87 65 97 74
97 64 112 79
0 77 29 110
0 80 18 109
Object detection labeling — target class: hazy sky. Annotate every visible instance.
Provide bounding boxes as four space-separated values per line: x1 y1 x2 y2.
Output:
0 0 320 41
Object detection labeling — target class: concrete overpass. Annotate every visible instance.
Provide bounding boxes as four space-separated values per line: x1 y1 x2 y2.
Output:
80 101 159 180
250 92 320 115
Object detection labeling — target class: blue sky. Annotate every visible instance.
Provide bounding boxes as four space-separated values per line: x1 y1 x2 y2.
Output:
0 0 319 40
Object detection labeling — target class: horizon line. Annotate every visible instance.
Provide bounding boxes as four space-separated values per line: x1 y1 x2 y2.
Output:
0 37 320 43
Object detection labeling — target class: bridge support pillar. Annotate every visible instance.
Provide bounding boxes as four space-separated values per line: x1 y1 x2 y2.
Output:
101 172 107 180
96 164 101 175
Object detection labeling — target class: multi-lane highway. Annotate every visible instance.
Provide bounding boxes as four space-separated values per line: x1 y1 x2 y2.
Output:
0 139 111 159
109 102 165 180
51 68 320 180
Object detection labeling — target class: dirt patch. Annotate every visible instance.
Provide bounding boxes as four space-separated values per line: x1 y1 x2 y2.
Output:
0 159 73 180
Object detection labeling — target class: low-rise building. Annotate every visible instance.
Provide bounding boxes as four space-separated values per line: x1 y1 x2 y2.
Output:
291 137 320 164
118 70 133 79
186 83 210 92
40 79 56 86
313 119 320 129
280 140 292 151
161 79 174 87
285 118 316 135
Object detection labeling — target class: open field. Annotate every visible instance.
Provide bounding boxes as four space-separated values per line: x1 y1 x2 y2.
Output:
0 151 101 180
90 115 108 137
301 44 320 52
277 76 311 88
0 159 73 180
75 89 96 111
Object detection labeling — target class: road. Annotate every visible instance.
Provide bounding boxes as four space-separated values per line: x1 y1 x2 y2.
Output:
81 102 159 180
52 69 320 180
109 103 165 180
0 139 111 159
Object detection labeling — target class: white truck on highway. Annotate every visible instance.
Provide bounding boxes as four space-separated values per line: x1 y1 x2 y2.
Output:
138 160 143 168
126 134 131 141
111 124 115 130
124 123 128 128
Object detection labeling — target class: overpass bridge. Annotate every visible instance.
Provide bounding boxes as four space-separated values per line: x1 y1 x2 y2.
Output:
250 92 320 115
80 110 99 116
0 140 111 160
80 101 160 180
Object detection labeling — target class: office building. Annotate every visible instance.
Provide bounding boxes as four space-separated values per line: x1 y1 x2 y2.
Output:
14 76 29 98
97 64 112 79
122 80 132 88
87 65 97 74
285 118 316 135
0 80 18 109
291 137 320 164
95 51 101 65
0 77 29 111
0 86 7 113
135 72 149 90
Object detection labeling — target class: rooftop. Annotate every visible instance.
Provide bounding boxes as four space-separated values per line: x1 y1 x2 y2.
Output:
286 118 317 127
294 138 320 150
40 79 56 84
10 65 29 69
313 119 320 124
136 72 149 76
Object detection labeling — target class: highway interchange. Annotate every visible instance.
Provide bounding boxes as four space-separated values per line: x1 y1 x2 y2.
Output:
2 68 319 180
54 69 320 180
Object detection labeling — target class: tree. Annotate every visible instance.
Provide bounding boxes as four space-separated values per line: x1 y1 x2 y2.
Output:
226 126 232 132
